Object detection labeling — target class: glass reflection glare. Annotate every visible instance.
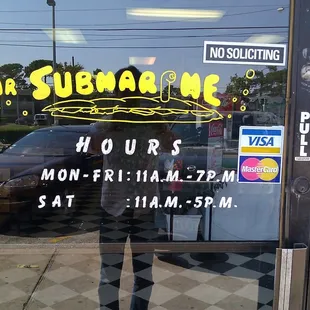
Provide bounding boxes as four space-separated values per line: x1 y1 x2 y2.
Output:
126 8 225 21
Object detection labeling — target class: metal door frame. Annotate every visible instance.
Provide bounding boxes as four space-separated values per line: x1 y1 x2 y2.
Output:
276 0 310 308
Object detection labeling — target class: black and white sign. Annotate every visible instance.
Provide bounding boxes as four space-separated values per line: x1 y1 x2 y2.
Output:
203 41 287 66
295 112 310 161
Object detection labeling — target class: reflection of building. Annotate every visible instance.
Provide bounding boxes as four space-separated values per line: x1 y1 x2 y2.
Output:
197 92 241 113
248 94 285 119
0 90 49 123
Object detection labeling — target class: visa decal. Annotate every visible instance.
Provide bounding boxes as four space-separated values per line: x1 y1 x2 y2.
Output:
239 128 283 155
237 126 284 184
249 137 274 147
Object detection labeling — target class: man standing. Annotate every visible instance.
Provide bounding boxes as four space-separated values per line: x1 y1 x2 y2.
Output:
90 65 176 309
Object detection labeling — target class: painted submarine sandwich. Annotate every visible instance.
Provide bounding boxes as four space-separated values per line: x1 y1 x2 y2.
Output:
42 95 224 124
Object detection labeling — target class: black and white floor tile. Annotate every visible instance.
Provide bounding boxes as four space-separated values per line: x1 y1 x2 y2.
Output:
0 184 275 309
0 250 275 309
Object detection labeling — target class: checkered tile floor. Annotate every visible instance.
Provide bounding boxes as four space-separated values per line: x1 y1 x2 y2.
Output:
2 184 102 239
0 184 275 309
2 184 164 242
0 249 275 310
2 205 163 244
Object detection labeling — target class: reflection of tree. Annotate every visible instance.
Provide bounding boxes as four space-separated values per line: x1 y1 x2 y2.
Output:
225 66 287 99
25 60 53 84
25 60 84 93
89 68 111 98
93 68 102 76
57 62 84 76
0 63 27 89
58 62 84 95
163 85 181 96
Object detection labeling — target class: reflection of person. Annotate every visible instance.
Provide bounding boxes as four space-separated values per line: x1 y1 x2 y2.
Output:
90 65 176 309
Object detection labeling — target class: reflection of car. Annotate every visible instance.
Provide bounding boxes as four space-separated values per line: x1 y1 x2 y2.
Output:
229 111 280 141
15 116 33 125
0 125 102 229
0 119 222 231
34 114 50 126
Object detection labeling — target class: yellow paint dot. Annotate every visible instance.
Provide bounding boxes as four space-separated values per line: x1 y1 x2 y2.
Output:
22 110 28 116
240 106 246 111
243 89 249 96
246 69 255 79
232 97 238 103
5 100 11 106
228 114 232 118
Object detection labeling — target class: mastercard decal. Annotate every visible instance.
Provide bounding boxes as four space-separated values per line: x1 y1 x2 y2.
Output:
238 156 282 183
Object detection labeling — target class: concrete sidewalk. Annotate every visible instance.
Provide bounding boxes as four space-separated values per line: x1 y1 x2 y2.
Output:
0 247 118 310
0 245 275 310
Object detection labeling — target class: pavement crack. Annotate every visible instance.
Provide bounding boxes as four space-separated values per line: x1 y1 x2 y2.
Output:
22 248 58 310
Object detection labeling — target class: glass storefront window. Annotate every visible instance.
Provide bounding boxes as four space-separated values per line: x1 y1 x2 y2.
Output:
0 1 290 309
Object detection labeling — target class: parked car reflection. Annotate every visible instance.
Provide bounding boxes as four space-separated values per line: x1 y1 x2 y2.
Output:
0 119 223 240
15 116 34 126
0 125 102 234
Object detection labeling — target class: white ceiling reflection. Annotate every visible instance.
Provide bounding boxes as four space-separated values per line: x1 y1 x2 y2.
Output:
129 57 156 65
43 28 87 44
126 8 225 21
245 34 286 44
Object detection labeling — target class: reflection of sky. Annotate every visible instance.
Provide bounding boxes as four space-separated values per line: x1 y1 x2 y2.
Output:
0 0 289 92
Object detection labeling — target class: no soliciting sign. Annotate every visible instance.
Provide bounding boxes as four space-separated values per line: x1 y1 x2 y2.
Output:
203 41 287 66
